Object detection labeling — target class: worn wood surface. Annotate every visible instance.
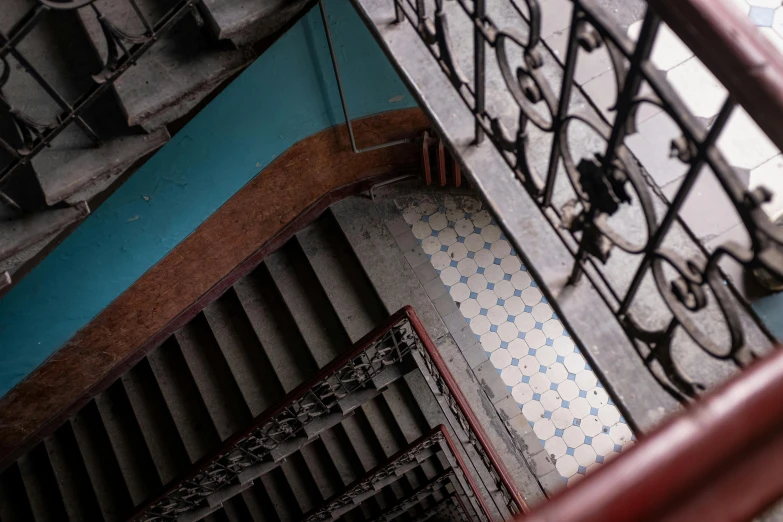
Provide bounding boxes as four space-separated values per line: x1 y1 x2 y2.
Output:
0 107 430 470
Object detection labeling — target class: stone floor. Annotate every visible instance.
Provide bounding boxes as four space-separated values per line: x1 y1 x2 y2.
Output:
399 194 634 485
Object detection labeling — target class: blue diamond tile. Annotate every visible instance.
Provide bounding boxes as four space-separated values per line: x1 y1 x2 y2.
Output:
541 296 548 304
579 390 588 398
477 267 485 274
450 260 458 267
543 411 552 419
539 365 547 373
585 363 591 370
535 322 543 329
510 248 516 256
465 317 471 324
556 355 565 363
568 373 576 381
497 368 503 375
438 206 445 212
578 465 587 475
596 455 605 463
552 312 558 320
431 230 439 237
511 357 519 365
501 341 509 348
533 392 542 400
563 330 570 337
480 308 488 315
494 257 502 264
522 375 530 383
514 289 522 297
507 315 515 322
473 227 481 234
561 400 570 408
485 242 492 250
521 265 527 271
497 298 505 306
550 383 558 392
531 281 537 287
584 436 593 445
555 428 564 436
518 332 526 339
545 338 554 346
465 213 472 218
487 283 495 290
457 236 465 243
470 292 478 299
490 325 498 332
460 276 468 284
426 254 432 260
504 273 511 280
566 447 575 456
421 215 429 222
524 305 533 312
528 348 536 355
476 334 482 341
507 385 514 392
749 6 775 27
449 221 456 227
573 418 581 426
440 245 448 252
467 251 475 259
614 444 623 453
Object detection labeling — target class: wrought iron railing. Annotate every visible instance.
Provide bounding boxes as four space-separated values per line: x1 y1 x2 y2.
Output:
369 469 456 522
131 306 517 521
0 0 197 209
302 425 477 522
133 309 417 521
350 0 783 417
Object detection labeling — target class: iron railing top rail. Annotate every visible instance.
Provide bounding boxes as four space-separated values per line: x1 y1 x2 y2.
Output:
404 305 530 515
649 0 783 154
517 345 783 522
129 306 416 521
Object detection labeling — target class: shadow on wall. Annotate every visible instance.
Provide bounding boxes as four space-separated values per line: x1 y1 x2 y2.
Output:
0 0 416 398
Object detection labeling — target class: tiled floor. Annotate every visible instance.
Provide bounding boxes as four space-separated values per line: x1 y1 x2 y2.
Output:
400 195 634 484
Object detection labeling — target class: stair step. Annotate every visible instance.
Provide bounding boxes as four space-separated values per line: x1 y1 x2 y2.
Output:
199 0 309 46
240 487 273 522
0 202 90 263
33 126 169 206
360 397 407 458
319 424 364 487
299 439 343 501
234 263 319 392
203 288 285 417
44 424 105 522
265 241 352 368
77 1 253 131
223 495 256 522
259 468 300 521
175 313 253 440
95 381 162 506
381 379 429 444
206 480 255 509
146 336 221 461
121 358 191 484
296 214 387 342
17 444 69 522
339 412 383 472
70 401 133 521
280 453 322 515
0 463 34 522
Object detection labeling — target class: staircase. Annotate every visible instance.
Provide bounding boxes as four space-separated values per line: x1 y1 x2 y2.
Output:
0 0 309 276
0 198 537 521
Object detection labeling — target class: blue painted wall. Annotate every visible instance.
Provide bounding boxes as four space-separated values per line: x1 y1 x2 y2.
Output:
0 0 415 398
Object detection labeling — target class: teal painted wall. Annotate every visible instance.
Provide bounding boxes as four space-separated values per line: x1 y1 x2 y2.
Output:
0 0 415 398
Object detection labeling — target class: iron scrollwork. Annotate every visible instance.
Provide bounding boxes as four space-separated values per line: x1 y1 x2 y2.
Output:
391 0 783 402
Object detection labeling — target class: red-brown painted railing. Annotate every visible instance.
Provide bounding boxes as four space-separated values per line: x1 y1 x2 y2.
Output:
517 346 783 522
404 306 530 516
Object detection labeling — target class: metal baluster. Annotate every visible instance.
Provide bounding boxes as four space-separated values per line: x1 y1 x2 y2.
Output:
473 0 485 144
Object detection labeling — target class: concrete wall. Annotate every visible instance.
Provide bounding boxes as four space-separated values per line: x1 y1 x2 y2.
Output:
0 0 415 398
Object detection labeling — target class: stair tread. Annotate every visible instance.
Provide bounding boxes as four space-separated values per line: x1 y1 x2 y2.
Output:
44 425 106 522
78 2 252 130
70 401 134 522
299 439 342 501
17 444 70 522
318 424 364 487
175 313 253 440
296 214 387 343
0 463 34 522
200 0 308 45
233 264 318 392
203 288 285 416
94 381 162 506
121 359 191 484
223 496 255 522
279 454 321 515
265 242 352 368
259 468 300 521
146 337 221 462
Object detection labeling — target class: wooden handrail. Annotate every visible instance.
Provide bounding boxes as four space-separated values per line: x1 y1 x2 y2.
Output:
516 346 783 522
404 305 531 515
648 0 783 153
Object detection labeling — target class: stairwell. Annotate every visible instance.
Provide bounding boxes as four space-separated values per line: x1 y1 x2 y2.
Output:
0 196 544 521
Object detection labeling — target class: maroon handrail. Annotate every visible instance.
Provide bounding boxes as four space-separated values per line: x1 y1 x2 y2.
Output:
649 0 783 152
404 305 531 515
516 346 783 522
